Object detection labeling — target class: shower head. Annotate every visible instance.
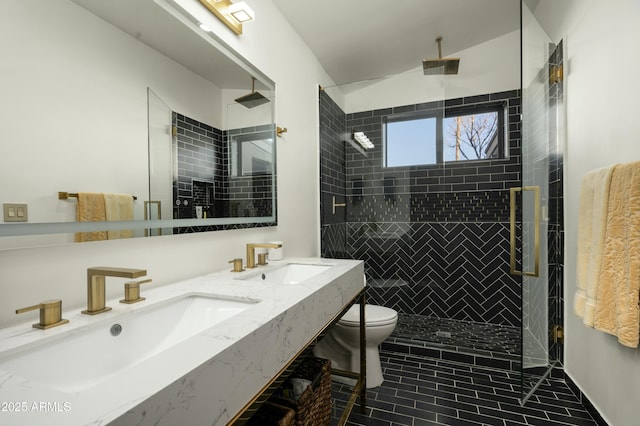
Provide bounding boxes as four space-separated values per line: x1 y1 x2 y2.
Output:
422 37 460 75
235 77 270 108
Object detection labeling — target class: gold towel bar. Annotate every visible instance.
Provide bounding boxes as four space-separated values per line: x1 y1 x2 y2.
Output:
58 191 137 201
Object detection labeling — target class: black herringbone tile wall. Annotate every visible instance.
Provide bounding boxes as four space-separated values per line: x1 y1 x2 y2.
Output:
349 222 520 326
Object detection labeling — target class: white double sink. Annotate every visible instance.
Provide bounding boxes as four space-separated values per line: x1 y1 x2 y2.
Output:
0 262 333 395
234 262 333 285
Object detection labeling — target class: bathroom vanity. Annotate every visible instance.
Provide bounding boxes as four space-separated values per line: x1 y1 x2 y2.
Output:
0 258 364 425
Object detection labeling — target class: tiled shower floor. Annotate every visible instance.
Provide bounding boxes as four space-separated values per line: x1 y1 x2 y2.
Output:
390 314 521 359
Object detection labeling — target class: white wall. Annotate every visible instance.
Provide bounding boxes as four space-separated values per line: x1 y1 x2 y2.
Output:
535 1 640 425
0 0 333 326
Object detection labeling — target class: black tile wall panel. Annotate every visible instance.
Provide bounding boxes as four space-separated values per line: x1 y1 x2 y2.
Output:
173 112 223 219
320 90 524 328
173 113 275 222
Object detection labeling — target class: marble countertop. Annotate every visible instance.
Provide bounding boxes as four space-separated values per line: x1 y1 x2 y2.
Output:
0 257 364 426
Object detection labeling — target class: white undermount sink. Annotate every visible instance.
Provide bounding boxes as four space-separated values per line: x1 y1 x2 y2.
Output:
236 263 334 285
0 293 259 393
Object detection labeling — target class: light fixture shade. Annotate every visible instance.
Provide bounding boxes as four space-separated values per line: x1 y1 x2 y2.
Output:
228 2 255 23
353 131 374 149
198 0 254 35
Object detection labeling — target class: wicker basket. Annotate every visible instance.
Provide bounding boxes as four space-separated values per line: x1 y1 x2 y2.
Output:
269 357 332 426
246 401 295 426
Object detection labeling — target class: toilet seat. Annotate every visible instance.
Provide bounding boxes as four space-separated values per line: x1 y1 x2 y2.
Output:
338 304 397 327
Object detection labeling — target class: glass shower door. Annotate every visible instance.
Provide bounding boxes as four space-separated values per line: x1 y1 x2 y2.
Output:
518 0 558 403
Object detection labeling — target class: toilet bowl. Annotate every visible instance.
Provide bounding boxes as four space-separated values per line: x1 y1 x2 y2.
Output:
313 304 397 388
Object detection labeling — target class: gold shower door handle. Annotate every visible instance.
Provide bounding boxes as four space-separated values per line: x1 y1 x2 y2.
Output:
510 186 540 277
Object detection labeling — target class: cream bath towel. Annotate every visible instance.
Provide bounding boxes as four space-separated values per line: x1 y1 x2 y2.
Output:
594 161 640 348
74 192 108 242
104 193 134 240
574 165 616 326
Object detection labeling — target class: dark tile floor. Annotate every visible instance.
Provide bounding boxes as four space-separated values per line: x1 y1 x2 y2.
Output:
331 349 600 426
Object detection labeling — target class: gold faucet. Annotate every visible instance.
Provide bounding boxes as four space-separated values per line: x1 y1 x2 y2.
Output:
16 299 69 330
82 267 147 315
245 243 282 269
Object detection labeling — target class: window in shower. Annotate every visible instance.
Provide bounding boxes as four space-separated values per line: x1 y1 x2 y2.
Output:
384 102 506 167
443 104 505 163
384 115 438 167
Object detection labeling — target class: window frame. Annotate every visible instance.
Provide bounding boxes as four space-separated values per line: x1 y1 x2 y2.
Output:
443 102 507 163
383 101 507 168
229 130 275 177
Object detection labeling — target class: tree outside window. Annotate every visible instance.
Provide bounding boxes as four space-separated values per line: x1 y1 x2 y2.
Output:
443 112 499 162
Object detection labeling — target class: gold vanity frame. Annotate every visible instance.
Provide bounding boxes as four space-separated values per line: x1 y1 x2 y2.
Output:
228 289 367 425
509 186 540 277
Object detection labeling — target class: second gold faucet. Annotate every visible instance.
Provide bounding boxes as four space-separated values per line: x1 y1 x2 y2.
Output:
245 243 282 269
83 267 148 315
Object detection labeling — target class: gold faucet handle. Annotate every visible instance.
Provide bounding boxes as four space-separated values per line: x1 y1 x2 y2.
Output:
229 258 245 272
257 253 268 266
16 299 69 330
120 279 152 304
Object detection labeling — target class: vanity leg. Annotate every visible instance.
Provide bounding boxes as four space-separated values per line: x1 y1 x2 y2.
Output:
359 291 366 412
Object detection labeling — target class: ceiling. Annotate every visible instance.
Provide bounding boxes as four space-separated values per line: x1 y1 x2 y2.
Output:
271 0 521 85
71 0 265 90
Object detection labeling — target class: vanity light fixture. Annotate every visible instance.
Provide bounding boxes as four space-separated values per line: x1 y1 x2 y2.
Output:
198 0 254 35
353 131 374 150
228 2 255 23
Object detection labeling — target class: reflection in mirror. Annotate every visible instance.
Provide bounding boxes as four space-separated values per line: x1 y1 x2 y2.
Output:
0 0 276 249
148 88 276 236
169 114 275 224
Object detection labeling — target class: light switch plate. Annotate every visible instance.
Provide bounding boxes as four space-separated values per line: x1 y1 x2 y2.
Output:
3 203 28 222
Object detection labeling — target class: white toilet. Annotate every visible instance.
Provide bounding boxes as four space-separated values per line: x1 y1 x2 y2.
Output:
313 303 398 388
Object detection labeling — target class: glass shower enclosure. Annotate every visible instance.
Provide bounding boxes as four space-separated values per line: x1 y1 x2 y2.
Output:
319 0 564 405
517 0 564 403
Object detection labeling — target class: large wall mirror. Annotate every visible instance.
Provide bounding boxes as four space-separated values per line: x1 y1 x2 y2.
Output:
0 0 276 249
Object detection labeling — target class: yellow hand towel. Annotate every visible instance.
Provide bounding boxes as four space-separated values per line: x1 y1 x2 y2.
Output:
574 165 616 326
594 161 640 348
74 192 108 242
103 193 134 240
